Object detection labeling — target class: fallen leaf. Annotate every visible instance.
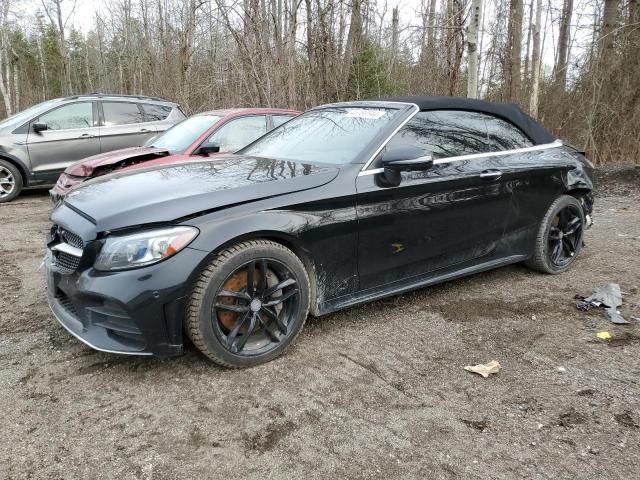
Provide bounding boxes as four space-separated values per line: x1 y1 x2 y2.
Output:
596 331 612 341
464 360 501 378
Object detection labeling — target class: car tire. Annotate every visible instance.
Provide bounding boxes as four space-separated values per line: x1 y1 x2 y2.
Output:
525 194 585 274
0 159 23 203
185 239 310 368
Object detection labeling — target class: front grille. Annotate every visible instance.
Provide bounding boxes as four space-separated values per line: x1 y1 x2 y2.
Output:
50 225 85 275
55 251 81 274
61 229 84 249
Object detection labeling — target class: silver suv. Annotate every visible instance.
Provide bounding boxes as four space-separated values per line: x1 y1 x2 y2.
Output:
0 94 185 202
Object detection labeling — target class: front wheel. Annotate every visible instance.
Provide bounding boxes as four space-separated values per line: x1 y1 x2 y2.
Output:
185 239 310 368
0 160 22 203
525 195 585 274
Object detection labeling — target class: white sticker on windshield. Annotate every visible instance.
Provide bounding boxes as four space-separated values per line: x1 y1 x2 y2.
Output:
344 109 386 120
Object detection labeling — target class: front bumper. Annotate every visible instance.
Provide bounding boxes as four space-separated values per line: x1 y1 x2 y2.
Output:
45 246 208 356
50 173 85 203
49 188 62 205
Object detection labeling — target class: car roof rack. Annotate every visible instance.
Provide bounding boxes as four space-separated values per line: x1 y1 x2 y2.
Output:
63 93 168 102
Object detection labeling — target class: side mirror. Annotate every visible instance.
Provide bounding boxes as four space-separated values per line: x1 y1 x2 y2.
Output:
381 146 433 171
32 122 48 133
377 146 433 188
195 144 220 156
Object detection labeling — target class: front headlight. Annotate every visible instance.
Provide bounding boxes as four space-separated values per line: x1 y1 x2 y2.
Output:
94 226 199 271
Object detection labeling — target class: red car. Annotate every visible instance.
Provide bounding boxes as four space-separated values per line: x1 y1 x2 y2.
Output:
51 108 300 200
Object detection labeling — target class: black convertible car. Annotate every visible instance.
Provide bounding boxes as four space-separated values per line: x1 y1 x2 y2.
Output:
45 97 594 367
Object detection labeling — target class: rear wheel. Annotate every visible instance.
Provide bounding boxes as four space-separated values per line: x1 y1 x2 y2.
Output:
186 239 310 368
0 160 22 203
525 195 585 274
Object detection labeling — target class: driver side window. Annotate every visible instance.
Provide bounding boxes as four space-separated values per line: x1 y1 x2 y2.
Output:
38 102 94 131
384 110 533 163
206 115 267 153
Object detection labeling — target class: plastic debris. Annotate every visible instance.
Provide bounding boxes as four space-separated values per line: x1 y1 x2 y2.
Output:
596 331 612 341
464 360 501 378
576 283 629 324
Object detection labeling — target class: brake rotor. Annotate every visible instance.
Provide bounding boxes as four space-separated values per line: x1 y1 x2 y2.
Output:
217 267 280 331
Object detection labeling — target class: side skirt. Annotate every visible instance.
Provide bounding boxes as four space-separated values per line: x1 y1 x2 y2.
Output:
316 254 528 316
29 169 64 187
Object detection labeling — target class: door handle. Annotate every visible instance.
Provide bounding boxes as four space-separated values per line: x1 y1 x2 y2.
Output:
139 128 151 132
78 133 95 138
479 169 502 180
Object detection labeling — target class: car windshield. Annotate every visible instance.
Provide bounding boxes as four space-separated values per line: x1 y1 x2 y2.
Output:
0 99 61 131
240 107 399 164
146 115 221 153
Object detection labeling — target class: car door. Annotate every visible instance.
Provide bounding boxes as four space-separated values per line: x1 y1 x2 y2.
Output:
26 101 100 174
205 115 268 153
355 110 528 290
478 117 566 249
98 101 156 152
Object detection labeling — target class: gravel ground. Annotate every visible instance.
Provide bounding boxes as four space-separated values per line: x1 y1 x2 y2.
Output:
1 166 639 479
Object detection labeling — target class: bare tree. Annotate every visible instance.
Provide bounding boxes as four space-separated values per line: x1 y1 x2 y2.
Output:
467 0 482 98
445 0 465 96
529 0 542 116
41 0 75 94
0 0 13 115
343 0 363 97
554 0 573 89
507 0 523 101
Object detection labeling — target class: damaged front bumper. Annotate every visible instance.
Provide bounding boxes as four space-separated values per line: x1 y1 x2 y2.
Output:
581 192 594 230
44 245 206 356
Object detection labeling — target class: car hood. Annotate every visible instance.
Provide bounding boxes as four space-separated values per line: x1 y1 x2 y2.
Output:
60 154 340 232
65 147 173 177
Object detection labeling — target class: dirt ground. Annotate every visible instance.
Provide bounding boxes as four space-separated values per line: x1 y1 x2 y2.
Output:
1 166 639 480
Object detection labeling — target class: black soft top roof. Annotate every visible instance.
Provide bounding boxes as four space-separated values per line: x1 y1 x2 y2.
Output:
377 96 556 145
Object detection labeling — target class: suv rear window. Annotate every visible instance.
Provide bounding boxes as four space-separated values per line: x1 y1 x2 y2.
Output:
142 103 172 121
102 102 144 126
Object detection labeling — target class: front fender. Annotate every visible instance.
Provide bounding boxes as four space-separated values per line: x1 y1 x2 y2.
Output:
186 191 360 308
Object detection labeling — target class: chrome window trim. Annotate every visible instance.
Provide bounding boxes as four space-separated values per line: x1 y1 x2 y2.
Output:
358 139 564 176
359 103 420 172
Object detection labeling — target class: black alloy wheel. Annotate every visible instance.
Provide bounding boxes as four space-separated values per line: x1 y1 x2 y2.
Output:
547 205 583 267
186 239 310 367
213 259 300 355
526 194 586 274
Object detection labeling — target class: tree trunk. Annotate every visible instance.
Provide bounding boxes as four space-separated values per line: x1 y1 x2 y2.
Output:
599 0 618 55
54 0 71 94
10 46 17 111
287 0 301 107
445 0 465 96
529 0 542 116
390 7 399 71
554 0 573 89
342 0 362 98
0 0 12 115
507 0 523 101
466 0 482 98
419 0 437 72
35 13 48 100
523 0 533 84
